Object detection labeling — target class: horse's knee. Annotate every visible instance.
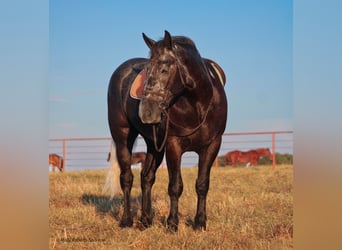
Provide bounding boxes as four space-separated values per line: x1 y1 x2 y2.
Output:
141 172 156 188
168 180 183 197
195 178 209 196
120 170 133 188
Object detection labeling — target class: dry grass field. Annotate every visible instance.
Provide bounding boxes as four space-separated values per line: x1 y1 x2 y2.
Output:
49 165 293 249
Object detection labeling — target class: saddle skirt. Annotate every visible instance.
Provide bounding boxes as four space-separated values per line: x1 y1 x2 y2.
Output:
129 59 225 99
205 58 226 86
130 69 146 99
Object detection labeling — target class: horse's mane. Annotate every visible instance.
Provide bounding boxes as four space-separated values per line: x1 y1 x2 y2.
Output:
154 35 198 53
170 36 196 47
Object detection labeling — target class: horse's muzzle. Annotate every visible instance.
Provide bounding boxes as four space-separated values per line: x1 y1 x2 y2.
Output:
138 98 162 124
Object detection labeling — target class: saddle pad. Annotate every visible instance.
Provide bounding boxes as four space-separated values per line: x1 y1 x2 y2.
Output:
130 69 146 99
206 58 226 86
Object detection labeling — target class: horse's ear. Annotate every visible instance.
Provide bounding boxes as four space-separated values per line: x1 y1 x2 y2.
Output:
142 33 156 49
163 30 172 50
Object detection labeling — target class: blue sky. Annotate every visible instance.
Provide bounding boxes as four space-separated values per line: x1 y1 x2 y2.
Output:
49 0 292 138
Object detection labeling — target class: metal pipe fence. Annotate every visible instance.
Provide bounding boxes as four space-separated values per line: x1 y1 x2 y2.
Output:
49 131 293 171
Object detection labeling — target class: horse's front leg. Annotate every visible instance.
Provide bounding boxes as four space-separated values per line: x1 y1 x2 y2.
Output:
194 138 222 230
165 144 183 232
139 150 164 229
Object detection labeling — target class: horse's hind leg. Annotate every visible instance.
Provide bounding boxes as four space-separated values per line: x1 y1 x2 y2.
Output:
194 138 222 230
114 132 138 228
115 145 134 227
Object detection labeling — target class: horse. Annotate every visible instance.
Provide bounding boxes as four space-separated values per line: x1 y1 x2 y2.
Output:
225 148 272 167
49 153 64 172
107 151 147 168
107 30 227 231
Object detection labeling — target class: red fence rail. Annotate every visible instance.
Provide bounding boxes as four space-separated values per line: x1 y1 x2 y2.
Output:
48 131 293 171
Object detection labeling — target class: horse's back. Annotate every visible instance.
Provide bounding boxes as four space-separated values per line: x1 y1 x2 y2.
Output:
108 58 148 100
108 58 148 136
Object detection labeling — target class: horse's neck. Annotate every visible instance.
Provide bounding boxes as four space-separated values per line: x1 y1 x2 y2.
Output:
179 62 213 111
257 149 268 156
165 55 214 134
167 78 213 135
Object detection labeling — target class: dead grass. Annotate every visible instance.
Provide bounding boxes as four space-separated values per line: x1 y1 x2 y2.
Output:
49 165 293 249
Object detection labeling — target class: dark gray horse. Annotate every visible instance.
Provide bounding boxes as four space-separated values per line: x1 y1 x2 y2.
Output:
107 30 227 231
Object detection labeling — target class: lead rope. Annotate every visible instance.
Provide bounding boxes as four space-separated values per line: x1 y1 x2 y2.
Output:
152 110 170 152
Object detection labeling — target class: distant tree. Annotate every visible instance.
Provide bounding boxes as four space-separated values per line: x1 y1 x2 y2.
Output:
258 155 272 165
218 155 227 167
258 152 293 165
218 152 293 167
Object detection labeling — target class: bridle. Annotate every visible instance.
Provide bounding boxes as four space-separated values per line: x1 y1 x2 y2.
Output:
143 53 213 152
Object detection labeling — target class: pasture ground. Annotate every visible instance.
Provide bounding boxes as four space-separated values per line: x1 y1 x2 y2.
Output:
49 165 293 249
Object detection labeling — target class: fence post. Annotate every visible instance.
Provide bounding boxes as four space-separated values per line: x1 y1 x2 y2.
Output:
62 139 66 172
272 133 276 170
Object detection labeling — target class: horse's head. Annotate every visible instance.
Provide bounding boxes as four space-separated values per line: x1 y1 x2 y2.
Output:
261 148 272 158
138 30 195 124
266 148 272 158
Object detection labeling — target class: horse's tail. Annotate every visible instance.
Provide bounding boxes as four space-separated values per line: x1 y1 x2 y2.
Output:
102 145 121 199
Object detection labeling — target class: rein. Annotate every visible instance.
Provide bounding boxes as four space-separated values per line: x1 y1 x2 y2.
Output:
152 110 169 152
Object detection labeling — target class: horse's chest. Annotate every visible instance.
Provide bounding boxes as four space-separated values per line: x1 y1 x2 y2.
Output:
175 132 213 151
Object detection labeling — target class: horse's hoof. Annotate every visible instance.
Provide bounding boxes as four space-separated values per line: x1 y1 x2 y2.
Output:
194 217 206 231
137 216 152 230
119 217 133 228
166 218 178 232
193 223 206 231
167 223 178 233
136 220 151 231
